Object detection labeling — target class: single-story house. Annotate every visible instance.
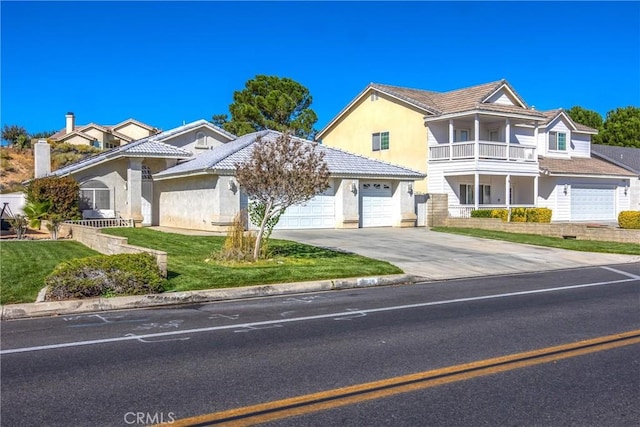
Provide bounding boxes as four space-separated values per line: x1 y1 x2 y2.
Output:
37 120 424 230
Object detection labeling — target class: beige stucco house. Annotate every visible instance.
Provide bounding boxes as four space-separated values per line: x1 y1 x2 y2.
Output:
318 80 635 222
49 112 159 149
39 120 423 230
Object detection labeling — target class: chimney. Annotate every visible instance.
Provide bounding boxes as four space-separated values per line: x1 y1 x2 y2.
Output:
65 112 75 134
34 140 51 178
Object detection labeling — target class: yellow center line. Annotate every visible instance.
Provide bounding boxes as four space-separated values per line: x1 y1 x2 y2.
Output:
161 330 640 427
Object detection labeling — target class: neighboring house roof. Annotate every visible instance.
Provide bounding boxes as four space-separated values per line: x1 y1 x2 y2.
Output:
49 120 233 177
50 118 159 141
591 144 640 175
539 156 636 178
155 130 426 180
540 109 598 134
53 131 96 143
317 79 545 140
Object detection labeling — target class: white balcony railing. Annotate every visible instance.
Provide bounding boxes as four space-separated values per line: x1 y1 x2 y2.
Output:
429 141 536 162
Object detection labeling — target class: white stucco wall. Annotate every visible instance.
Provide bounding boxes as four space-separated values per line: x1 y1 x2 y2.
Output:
156 174 221 230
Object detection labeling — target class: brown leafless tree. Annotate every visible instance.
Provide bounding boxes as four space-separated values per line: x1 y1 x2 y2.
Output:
235 132 330 259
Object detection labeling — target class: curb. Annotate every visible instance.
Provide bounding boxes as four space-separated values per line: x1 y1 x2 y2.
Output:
0 274 418 320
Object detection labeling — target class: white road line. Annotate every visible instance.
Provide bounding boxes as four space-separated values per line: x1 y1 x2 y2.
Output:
2 277 638 355
601 266 640 280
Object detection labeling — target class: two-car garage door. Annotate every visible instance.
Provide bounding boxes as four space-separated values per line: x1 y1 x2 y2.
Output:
248 181 396 230
570 186 616 221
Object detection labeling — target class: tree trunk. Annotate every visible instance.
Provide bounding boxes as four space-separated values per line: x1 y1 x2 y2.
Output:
253 202 273 260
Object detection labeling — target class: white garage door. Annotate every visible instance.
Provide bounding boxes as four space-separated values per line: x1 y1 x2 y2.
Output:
570 186 615 221
360 182 394 227
273 185 336 230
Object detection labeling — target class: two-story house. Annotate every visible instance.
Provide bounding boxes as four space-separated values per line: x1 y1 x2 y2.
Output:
317 80 634 222
49 112 159 149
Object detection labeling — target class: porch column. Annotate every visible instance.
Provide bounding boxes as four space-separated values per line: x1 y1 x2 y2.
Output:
474 114 479 161
474 172 480 210
534 123 539 157
505 175 511 210
533 175 539 206
505 118 511 160
127 158 144 226
448 119 454 160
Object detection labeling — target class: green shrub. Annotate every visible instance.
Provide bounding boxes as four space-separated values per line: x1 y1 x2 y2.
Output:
25 176 81 220
509 207 527 222
470 209 493 218
527 208 552 223
45 253 165 301
618 211 640 229
491 209 508 222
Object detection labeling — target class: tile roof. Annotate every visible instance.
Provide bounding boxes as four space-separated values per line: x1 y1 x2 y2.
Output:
591 144 640 174
371 79 546 118
156 130 425 180
50 118 160 141
538 156 636 177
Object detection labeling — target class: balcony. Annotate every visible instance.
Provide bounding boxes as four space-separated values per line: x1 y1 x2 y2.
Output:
429 141 536 162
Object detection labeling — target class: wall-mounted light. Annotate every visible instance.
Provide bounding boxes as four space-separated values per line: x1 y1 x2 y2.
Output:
408 184 413 196
563 184 568 195
227 179 236 191
123 182 127 191
624 185 629 196
350 182 358 194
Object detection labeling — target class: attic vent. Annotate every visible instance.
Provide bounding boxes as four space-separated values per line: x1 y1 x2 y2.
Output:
196 131 206 147
371 92 379 101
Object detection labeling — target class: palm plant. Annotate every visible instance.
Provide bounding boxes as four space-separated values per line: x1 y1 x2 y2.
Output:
23 200 52 230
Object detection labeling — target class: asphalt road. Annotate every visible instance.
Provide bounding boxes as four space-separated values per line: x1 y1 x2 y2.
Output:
1 263 639 426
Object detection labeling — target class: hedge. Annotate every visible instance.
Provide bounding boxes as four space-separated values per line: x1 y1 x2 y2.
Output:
45 253 165 301
469 207 552 223
618 211 640 229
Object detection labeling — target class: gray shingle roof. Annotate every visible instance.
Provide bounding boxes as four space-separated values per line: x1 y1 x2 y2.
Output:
156 130 425 180
591 144 640 174
539 156 635 177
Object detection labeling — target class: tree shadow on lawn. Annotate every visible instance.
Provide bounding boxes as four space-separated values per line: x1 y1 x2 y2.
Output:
269 241 352 258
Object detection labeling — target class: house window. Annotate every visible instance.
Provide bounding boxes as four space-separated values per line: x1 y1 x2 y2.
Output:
79 180 111 210
460 184 491 205
454 129 470 142
372 132 390 151
196 131 206 147
549 132 567 151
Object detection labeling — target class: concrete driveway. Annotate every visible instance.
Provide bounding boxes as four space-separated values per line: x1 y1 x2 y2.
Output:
271 228 640 280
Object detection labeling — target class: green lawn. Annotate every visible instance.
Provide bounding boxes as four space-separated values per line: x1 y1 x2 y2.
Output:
0 241 99 304
432 227 640 255
102 228 402 292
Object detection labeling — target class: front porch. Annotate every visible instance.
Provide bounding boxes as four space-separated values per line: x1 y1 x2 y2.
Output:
442 173 538 218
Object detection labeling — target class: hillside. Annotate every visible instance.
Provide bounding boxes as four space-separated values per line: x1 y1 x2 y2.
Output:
0 144 101 193
0 147 34 193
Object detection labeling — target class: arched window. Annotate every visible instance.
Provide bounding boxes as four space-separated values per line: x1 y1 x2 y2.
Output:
79 179 111 210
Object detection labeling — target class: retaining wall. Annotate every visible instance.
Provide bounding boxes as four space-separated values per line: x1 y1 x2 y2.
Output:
446 218 640 244
68 224 167 276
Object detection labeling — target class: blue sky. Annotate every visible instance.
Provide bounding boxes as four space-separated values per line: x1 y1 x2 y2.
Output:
2 1 639 136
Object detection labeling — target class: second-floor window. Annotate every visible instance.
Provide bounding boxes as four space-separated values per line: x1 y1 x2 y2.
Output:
454 129 470 142
372 132 390 151
549 132 567 151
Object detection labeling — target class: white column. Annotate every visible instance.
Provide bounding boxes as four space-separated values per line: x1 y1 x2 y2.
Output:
505 175 511 209
474 114 480 161
127 158 144 225
534 123 539 158
448 119 454 160
505 118 511 161
533 175 539 206
474 172 480 210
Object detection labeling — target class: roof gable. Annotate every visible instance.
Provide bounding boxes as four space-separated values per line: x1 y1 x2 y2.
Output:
112 118 157 132
541 109 598 134
482 82 527 108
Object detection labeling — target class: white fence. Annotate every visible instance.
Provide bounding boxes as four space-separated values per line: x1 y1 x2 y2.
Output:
64 218 134 228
